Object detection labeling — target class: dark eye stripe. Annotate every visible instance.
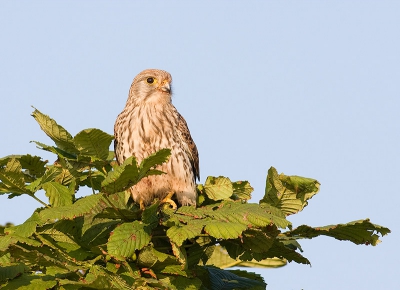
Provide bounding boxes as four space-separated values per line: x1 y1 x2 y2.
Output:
146 77 154 84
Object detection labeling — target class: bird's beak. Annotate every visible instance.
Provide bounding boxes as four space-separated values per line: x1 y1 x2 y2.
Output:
160 81 171 93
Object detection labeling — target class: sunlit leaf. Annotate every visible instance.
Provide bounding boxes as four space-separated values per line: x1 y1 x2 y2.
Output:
31 108 78 155
42 182 74 207
0 109 391 289
0 159 31 197
138 148 171 179
107 221 151 258
283 219 391 246
232 180 253 201
38 193 103 221
74 129 113 161
101 156 139 194
261 167 320 216
167 220 205 246
203 176 233 201
4 212 41 238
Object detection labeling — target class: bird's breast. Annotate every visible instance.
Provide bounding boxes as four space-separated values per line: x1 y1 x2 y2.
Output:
119 105 179 163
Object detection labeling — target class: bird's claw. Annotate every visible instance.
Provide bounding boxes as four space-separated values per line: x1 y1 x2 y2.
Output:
161 191 177 210
139 199 145 210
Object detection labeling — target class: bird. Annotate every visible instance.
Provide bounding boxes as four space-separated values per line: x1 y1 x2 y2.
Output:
114 69 199 208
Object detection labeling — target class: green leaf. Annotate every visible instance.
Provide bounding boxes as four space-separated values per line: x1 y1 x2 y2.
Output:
80 218 119 249
138 148 171 179
1 274 58 290
171 242 188 267
178 201 290 229
74 129 114 161
228 269 266 287
0 154 47 178
19 154 47 178
137 246 179 269
79 169 105 191
258 240 311 265
40 228 92 261
0 107 393 289
38 193 103 221
107 221 151 258
205 222 247 239
101 156 139 194
56 169 76 187
232 180 253 201
42 182 74 207
0 235 42 252
206 245 286 269
206 266 266 290
141 202 160 227
170 276 203 290
31 108 79 155
261 167 320 216
284 219 391 246
0 251 11 264
0 159 28 195
39 166 62 184
0 263 26 282
167 221 205 246
165 201 290 248
5 212 42 238
203 176 233 201
241 228 277 253
26 166 64 193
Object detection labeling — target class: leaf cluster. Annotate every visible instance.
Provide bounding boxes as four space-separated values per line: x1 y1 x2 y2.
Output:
0 109 391 289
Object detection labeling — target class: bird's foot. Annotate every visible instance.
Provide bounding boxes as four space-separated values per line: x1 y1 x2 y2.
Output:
139 199 145 210
161 190 177 210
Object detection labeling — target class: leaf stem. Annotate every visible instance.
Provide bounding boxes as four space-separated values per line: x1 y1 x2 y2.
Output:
29 193 49 208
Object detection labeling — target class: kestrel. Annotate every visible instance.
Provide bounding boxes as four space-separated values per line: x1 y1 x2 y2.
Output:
114 69 199 208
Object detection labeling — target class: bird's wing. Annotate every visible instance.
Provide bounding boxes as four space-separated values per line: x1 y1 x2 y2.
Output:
177 112 200 181
113 138 121 164
114 114 124 165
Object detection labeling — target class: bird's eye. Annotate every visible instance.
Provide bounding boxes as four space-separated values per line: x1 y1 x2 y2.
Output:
146 77 155 84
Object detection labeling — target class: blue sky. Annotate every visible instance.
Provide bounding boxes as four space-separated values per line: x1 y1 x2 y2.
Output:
1 1 399 289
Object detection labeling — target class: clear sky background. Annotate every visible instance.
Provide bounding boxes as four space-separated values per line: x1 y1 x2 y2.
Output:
1 1 399 289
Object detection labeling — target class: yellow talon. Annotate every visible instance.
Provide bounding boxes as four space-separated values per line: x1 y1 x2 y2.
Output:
139 199 145 210
161 190 177 210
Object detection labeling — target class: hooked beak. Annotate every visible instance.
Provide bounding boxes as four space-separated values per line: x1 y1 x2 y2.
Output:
160 81 171 93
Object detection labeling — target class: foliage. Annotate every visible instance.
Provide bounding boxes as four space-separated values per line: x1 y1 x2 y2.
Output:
0 109 390 289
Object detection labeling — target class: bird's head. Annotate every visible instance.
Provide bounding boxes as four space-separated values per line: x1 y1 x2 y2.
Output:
128 69 172 105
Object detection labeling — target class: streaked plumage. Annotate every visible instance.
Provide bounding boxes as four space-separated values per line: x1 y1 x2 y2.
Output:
114 69 199 206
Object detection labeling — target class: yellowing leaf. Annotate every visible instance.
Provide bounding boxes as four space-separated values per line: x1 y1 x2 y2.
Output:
203 176 233 201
